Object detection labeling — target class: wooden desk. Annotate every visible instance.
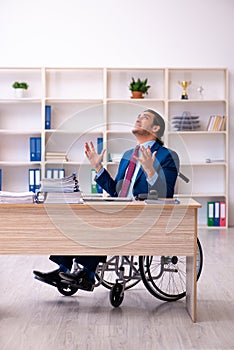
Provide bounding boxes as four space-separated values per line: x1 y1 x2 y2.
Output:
0 198 201 321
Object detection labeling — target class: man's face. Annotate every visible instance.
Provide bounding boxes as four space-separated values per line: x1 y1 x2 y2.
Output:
132 111 159 136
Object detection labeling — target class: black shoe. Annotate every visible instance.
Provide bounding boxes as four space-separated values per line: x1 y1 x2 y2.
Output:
33 269 65 287
59 270 95 292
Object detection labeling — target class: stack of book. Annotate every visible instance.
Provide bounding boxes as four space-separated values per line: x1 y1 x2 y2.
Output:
37 173 82 204
0 191 35 204
171 112 200 131
45 152 68 162
206 115 226 131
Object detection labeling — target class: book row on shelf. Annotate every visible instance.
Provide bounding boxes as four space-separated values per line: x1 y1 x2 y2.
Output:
206 115 226 132
207 201 226 227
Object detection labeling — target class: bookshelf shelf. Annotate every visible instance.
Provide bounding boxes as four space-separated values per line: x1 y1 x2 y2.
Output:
176 193 227 198
0 67 229 227
0 161 41 166
45 98 103 103
168 131 227 135
168 99 226 103
0 98 41 103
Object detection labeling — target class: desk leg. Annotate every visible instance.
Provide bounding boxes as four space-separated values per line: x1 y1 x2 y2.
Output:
186 255 197 322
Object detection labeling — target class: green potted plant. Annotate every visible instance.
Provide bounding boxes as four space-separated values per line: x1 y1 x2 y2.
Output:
129 77 150 98
12 81 29 98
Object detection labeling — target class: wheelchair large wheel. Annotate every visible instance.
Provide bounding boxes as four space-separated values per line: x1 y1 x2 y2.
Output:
96 256 141 290
139 238 203 302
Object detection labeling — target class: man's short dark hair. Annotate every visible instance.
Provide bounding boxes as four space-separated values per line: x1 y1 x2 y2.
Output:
144 109 165 145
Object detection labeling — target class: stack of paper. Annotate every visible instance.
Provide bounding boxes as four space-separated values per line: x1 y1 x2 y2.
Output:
0 191 35 204
41 191 83 204
37 173 81 204
40 173 79 193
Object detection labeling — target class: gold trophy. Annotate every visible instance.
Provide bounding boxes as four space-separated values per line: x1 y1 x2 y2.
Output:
178 80 191 100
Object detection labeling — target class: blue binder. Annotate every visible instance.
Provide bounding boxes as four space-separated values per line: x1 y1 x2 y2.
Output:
46 168 53 178
0 168 2 191
28 169 35 192
45 105 51 129
214 201 220 226
97 137 103 154
34 168 41 192
30 137 36 161
28 168 41 192
30 137 41 161
35 137 41 161
58 168 65 178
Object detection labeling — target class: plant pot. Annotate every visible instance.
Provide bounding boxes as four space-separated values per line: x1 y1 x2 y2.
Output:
131 91 144 99
14 88 25 98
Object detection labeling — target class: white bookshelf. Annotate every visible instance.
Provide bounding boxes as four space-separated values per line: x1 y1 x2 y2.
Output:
0 67 229 227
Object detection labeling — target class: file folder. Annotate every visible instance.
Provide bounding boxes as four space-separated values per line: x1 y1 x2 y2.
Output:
214 201 220 226
35 137 41 161
207 202 214 226
28 168 41 192
53 169 59 179
30 137 36 161
220 202 226 227
46 169 53 178
34 169 41 192
45 105 51 129
30 137 41 162
58 168 65 178
97 137 103 154
28 169 35 192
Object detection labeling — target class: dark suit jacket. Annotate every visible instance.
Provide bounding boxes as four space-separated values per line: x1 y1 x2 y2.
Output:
96 140 179 198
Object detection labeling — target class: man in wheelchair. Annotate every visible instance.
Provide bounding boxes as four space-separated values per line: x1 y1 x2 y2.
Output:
33 109 179 292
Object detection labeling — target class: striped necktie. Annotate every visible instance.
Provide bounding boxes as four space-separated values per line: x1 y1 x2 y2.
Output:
119 145 140 197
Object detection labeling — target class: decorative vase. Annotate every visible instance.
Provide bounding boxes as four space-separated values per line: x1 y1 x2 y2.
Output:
14 88 24 98
131 91 143 99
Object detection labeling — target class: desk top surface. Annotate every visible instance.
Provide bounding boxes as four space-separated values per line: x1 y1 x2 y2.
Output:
0 197 202 209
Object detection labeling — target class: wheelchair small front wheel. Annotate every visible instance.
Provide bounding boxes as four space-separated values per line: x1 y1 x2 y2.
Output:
110 283 124 307
57 283 79 296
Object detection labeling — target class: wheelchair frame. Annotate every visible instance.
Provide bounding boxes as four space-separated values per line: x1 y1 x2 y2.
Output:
57 238 203 307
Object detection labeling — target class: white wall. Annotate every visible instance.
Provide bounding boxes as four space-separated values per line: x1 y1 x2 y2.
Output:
1 0 234 224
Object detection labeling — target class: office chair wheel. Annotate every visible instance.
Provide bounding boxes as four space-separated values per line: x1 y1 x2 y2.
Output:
139 238 203 302
57 283 79 296
96 256 141 290
110 283 124 307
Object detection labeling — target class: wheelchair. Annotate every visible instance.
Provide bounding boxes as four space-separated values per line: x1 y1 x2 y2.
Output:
56 238 203 307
